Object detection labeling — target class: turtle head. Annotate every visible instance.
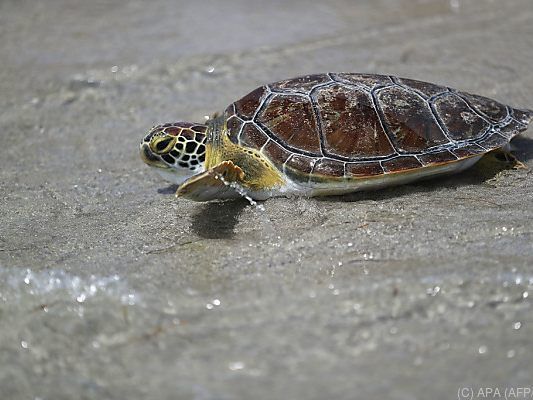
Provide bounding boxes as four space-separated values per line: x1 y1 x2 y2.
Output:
140 122 207 184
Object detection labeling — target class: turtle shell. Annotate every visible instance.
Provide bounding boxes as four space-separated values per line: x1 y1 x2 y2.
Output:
223 73 532 182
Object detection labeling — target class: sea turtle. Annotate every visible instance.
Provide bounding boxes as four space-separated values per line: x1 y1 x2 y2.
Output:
140 73 532 201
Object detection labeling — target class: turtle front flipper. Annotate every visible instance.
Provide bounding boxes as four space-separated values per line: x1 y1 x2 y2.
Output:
176 160 246 201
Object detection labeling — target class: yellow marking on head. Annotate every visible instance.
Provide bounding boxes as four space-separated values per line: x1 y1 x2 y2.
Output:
150 135 177 154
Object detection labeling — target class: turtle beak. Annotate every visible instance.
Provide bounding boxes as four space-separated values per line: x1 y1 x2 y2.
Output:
140 143 167 168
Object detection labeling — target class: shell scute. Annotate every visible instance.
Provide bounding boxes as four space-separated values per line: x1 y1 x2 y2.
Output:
396 77 447 98
263 140 292 165
377 86 449 152
315 84 395 158
312 159 345 179
498 117 528 140
382 156 422 172
257 94 321 155
433 93 490 140
478 132 508 149
233 86 268 120
512 108 533 125
226 116 243 139
240 123 268 149
270 74 331 93
285 154 317 175
452 144 487 158
458 92 508 123
331 73 392 90
345 161 384 177
418 150 458 165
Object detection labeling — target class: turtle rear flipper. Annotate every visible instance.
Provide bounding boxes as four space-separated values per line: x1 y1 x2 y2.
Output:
490 147 528 170
176 161 245 201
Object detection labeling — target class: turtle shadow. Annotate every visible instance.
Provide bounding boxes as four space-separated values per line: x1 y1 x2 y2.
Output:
157 184 247 239
511 135 533 162
189 199 249 239
318 144 532 203
157 184 179 195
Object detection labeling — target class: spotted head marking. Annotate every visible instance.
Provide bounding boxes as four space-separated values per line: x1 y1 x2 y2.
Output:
140 122 207 184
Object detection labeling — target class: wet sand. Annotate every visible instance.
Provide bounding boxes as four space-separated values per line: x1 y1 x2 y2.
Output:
1 0 533 399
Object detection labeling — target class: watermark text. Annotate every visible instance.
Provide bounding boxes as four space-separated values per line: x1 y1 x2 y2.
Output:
458 387 533 400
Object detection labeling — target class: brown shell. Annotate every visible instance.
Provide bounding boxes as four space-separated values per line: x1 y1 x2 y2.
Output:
224 73 532 180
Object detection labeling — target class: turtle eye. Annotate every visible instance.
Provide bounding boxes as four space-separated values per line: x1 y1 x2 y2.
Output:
151 137 175 154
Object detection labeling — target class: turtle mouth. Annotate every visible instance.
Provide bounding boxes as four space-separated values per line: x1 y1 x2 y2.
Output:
140 143 169 169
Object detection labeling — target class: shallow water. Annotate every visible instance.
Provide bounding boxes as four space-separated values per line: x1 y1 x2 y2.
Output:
1 0 533 399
